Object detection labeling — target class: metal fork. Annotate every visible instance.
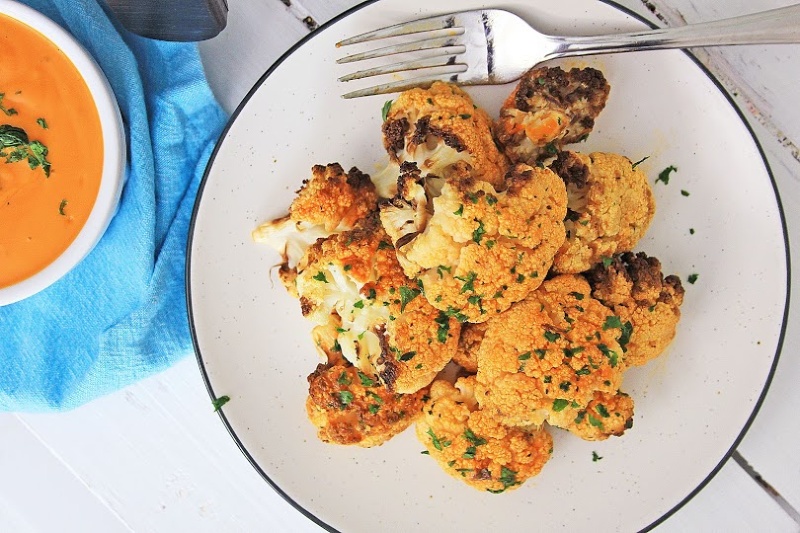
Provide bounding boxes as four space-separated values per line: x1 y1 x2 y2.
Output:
336 5 800 98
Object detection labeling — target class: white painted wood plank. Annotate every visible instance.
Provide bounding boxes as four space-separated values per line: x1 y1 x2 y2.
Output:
15 360 321 533
0 416 131 533
658 458 800 533
198 0 310 114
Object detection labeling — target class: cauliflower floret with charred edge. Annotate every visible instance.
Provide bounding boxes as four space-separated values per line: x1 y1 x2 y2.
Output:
252 163 378 294
546 390 634 441
548 151 655 274
494 66 610 164
381 82 508 194
416 376 553 493
475 275 629 428
295 214 461 394
452 321 490 374
380 163 567 323
306 346 428 447
585 251 685 367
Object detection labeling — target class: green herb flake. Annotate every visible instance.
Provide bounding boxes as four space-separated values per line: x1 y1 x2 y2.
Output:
212 395 230 412
574 411 586 424
543 375 552 383
688 273 699 284
444 306 469 323
420 450 430 455
690 228 696 235
592 451 603 462
427 428 450 451
337 371 352 386
381 99 393 121
464 428 487 447
358 372 376 387
377 240 394 250
559 381 571 392
368 404 380 414
463 446 477 459
681 189 690 197
353 300 365 309
485 240 496 249
459 113 472 119
399 351 416 362
588 413 604 429
601 256 613 268
570 291 585 300
455 271 477 293
543 330 560 343
597 343 619 368
0 93 18 116
657 165 677 184
472 220 486 244
552 398 570 412
563 346 585 358
603 316 623 330
398 285 421 312
332 339 342 352
337 390 354 408
312 271 328 283
453 204 464 216
575 365 591 376
596 404 610 418
499 467 519 490
37 118 48 129
366 390 384 404
58 199 68 216
631 155 649 169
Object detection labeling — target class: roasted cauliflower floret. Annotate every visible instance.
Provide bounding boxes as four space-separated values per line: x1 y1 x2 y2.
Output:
416 376 553 493
494 66 610 164
295 214 461 393
252 163 378 293
546 390 634 441
381 82 508 192
549 151 655 273
475 275 628 428
380 164 567 323
306 358 427 447
586 251 685 367
452 321 490 373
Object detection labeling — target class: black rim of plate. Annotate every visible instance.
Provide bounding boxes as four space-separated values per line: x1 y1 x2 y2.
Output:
186 1 791 531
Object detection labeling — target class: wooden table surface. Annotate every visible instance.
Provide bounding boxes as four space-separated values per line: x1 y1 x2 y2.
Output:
2 0 799 531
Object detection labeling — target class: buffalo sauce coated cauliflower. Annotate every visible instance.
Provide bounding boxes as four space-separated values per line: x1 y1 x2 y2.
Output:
306 351 428 447
494 67 610 164
474 275 628 429
586 251 685 366
545 389 634 441
380 164 567 323
295 214 460 394
452 321 490 373
380 82 508 194
416 376 553 493
253 163 378 293
549 151 655 273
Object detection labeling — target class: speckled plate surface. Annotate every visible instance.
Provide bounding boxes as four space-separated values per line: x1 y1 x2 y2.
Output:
187 0 789 531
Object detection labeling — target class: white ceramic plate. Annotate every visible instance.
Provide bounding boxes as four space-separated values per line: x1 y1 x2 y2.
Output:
188 0 789 531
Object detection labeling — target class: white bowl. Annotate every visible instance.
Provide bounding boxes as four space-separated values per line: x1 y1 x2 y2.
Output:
0 0 125 306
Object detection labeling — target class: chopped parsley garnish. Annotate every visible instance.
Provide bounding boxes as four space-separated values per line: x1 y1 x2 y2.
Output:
455 271 477 293
543 375 552 383
486 195 498 206
366 390 383 404
459 113 471 119
575 365 591 376
420 450 430 455
688 273 699 284
368 404 380 414
631 155 649 169
464 428 487 447
58 199 68 216
353 300 365 309
463 446 477 459
211 395 230 412
689 228 695 235
559 381 571 392
467 295 482 306
399 286 421 312
543 330 561 342
0 93 17 116
399 351 416 362
343 264 352 271
570 291 584 300
498 467 519 490
486 240 495 249
681 189 690 197
444 306 469 323
312 271 328 283
518 352 532 361
0 124 52 177
544 141 558 155
596 404 610 418
337 371 352 385
574 411 586 424
552 398 570 412
657 165 677 184
453 204 464 216
592 451 603 462
377 240 394 250
588 413 604 428
337 390 354 408
534 348 547 359
563 346 585 358
366 288 377 300
598 343 619 368
358 371 376 387
472 220 486 244
427 428 450 451
435 311 450 343
437 265 452 278
381 99 393 121
332 339 342 352
37 117 48 129
601 256 613 268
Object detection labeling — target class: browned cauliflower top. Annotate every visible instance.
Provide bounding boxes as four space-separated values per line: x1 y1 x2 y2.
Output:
382 82 508 189
452 321 490 374
306 358 427 448
549 151 655 273
546 390 635 441
416 376 553 493
253 163 379 294
296 215 461 394
475 275 627 428
494 67 610 164
586 251 685 366
381 164 567 323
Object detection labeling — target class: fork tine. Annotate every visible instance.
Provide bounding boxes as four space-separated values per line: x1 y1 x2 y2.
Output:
336 14 463 47
338 57 467 82
341 74 455 99
336 36 465 64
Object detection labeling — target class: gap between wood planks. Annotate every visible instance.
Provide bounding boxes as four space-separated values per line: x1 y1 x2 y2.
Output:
732 451 800 525
277 0 320 31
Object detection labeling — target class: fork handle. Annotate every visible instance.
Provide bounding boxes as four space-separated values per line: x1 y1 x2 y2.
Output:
547 4 800 59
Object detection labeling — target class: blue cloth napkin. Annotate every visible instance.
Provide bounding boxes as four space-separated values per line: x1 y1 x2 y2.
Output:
0 0 227 411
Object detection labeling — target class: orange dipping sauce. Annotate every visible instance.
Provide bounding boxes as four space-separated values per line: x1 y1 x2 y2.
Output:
0 12 103 289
